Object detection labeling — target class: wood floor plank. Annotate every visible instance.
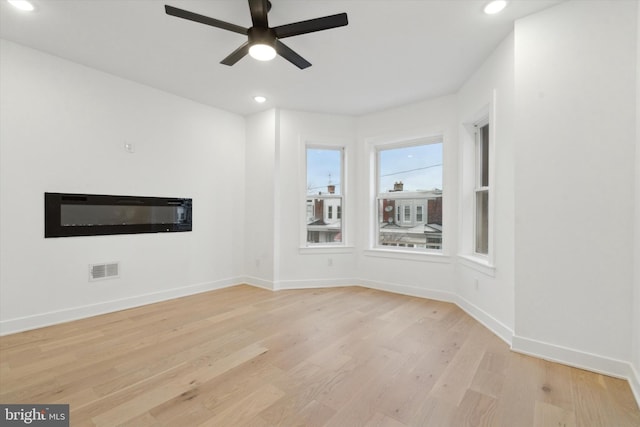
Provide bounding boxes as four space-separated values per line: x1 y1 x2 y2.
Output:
493 352 542 426
89 343 269 426
534 400 576 427
1 285 638 426
198 383 285 427
450 389 498 427
429 323 490 406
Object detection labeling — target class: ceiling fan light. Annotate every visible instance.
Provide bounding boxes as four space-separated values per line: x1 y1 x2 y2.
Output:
249 44 277 61
484 0 507 15
7 0 34 11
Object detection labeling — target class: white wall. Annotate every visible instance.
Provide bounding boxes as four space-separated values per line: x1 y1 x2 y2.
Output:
243 109 277 289
2 2 639 406
275 110 358 289
633 0 640 402
513 0 637 373
0 40 246 334
244 98 460 298
455 33 515 342
355 96 458 299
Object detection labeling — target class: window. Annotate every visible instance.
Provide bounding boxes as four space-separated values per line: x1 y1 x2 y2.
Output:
375 138 443 251
475 124 489 255
306 147 344 245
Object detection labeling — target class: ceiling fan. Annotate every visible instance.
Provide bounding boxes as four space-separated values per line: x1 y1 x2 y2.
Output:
165 0 348 70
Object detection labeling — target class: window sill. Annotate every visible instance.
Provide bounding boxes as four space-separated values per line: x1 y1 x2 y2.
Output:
364 248 451 263
299 246 355 255
457 254 496 277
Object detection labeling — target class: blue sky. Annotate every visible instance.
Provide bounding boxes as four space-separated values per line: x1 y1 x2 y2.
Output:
307 148 342 195
378 143 442 192
306 143 442 195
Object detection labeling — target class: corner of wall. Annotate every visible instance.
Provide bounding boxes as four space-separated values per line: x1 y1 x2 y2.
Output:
632 0 640 409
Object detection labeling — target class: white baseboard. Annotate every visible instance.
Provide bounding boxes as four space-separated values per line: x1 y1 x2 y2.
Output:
630 364 640 410
354 279 513 346
356 278 457 304
240 276 275 290
0 277 242 336
276 277 357 290
511 335 634 381
453 295 513 346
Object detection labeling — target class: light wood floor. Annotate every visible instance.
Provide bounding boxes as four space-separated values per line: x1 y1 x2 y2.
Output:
1 285 638 426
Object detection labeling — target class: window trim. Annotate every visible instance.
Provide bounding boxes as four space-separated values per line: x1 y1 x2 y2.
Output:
371 134 445 254
459 99 496 269
403 204 411 223
302 143 347 248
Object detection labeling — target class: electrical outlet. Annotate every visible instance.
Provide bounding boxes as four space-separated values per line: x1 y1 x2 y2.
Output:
328 258 333 267
474 279 479 290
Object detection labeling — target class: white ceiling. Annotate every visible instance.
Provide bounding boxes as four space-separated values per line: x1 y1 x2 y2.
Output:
0 0 564 116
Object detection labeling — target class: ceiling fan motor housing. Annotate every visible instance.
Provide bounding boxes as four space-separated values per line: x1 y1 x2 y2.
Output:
248 26 276 48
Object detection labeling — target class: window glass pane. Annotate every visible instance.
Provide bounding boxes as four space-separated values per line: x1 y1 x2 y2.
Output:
307 148 341 195
379 143 443 193
306 198 342 244
475 190 489 254
306 147 343 246
480 124 489 187
376 141 443 251
377 198 442 250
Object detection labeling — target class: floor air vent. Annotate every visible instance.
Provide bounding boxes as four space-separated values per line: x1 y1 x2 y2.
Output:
89 262 119 281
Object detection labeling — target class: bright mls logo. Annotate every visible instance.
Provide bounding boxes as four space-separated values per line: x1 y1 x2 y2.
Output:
0 404 69 426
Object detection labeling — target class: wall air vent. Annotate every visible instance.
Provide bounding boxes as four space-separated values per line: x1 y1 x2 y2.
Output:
89 262 119 281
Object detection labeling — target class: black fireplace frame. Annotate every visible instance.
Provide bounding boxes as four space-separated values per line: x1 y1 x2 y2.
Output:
45 193 192 238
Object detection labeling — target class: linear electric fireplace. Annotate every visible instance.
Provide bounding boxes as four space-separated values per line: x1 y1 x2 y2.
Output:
45 193 192 238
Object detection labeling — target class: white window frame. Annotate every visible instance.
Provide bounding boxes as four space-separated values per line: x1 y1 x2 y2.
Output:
302 144 346 248
458 100 495 275
372 136 444 254
416 205 424 223
403 204 411 223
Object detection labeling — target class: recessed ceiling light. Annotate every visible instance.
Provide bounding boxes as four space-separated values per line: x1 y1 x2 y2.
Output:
254 96 267 103
7 0 34 11
484 0 507 15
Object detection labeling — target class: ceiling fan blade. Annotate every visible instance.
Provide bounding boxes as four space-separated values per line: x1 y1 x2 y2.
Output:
165 5 248 35
273 13 348 39
221 42 250 66
248 0 269 28
275 40 311 69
